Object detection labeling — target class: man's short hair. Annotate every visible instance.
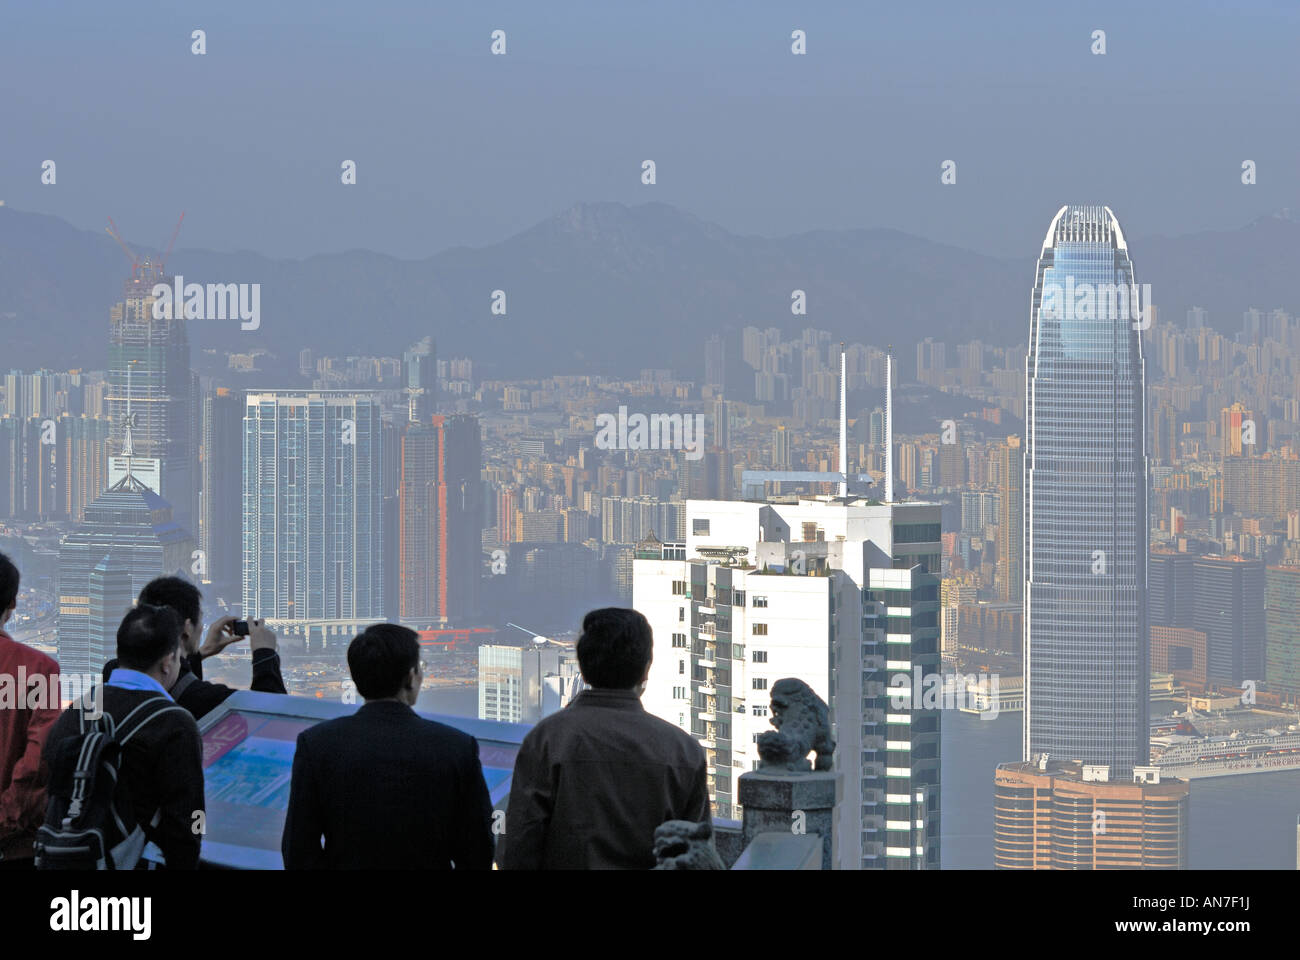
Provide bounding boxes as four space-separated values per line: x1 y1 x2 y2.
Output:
577 608 653 689
0 551 18 614
347 624 420 700
138 576 202 628
117 604 183 672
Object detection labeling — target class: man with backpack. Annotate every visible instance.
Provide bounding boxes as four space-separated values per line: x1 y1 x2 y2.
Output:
0 552 60 869
102 575 287 721
39 604 204 870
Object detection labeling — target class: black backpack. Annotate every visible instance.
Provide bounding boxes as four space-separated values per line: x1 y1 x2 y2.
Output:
35 695 189 870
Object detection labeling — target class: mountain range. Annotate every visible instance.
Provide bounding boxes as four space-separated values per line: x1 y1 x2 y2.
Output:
3 201 1299 381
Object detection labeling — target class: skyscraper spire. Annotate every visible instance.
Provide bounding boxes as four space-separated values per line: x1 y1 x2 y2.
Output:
108 358 155 494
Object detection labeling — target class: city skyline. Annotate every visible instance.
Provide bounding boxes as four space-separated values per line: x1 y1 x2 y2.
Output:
9 12 1300 943
7 215 1300 869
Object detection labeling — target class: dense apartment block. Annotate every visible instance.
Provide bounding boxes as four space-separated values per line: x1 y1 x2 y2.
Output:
994 759 1188 869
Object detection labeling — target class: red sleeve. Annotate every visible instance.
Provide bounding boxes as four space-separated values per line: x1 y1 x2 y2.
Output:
0 654 61 839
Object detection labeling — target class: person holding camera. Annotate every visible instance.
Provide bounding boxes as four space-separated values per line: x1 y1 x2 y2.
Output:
101 576 287 721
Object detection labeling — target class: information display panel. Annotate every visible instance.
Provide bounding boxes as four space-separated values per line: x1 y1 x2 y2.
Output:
190 691 531 869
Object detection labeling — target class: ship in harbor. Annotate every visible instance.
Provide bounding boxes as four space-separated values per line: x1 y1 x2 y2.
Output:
1151 709 1300 779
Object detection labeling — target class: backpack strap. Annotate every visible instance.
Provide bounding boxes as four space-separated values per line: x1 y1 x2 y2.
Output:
65 695 177 825
115 696 190 745
109 697 191 855
65 728 109 822
170 671 199 703
75 692 116 738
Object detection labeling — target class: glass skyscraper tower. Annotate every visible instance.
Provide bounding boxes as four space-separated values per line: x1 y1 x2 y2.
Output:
242 391 385 646
1024 205 1149 775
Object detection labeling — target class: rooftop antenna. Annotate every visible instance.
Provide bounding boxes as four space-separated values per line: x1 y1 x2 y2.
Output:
107 358 150 493
122 360 136 460
885 346 894 503
839 343 847 498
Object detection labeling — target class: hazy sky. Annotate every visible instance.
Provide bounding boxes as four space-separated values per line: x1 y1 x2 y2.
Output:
3 0 1298 260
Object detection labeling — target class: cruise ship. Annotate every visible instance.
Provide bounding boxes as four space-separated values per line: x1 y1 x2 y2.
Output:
1151 721 1300 779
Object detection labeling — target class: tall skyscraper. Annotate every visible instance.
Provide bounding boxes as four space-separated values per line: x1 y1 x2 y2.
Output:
0 417 57 519
940 577 977 656
1220 402 1259 457
58 472 194 675
704 334 726 392
199 388 244 592
1152 402 1179 465
772 425 792 470
1024 205 1149 775
87 556 135 675
713 398 730 450
1193 555 1264 688
398 414 483 622
402 336 437 424
1149 550 1195 629
60 414 112 522
242 391 384 645
864 407 884 451
1265 565 1300 705
995 435 1023 603
107 273 198 534
938 432 965 489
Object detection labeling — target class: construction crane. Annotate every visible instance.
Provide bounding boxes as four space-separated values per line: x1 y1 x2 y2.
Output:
105 212 185 283
506 622 554 647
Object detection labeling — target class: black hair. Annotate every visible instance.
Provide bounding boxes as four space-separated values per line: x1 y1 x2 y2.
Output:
138 576 203 628
0 552 18 615
347 623 420 700
116 604 184 671
577 608 653 689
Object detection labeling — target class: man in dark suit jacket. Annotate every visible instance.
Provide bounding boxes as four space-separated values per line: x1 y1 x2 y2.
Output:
502 608 709 870
102 576 287 721
281 624 494 870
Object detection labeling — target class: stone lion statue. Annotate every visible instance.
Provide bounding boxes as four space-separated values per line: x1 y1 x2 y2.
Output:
652 819 725 870
756 677 834 773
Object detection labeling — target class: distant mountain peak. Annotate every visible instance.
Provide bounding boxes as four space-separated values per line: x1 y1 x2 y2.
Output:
1247 207 1300 228
544 200 711 236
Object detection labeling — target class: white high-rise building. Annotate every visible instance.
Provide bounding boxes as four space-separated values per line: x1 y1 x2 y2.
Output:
478 643 581 723
633 494 942 869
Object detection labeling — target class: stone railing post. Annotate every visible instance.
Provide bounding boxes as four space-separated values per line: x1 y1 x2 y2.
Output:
739 677 836 870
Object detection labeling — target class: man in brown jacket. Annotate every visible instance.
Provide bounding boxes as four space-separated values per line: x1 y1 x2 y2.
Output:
501 607 708 869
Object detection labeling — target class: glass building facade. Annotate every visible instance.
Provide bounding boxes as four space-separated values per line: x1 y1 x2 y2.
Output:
242 391 384 639
1024 205 1149 775
1265 565 1300 705
57 481 194 675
